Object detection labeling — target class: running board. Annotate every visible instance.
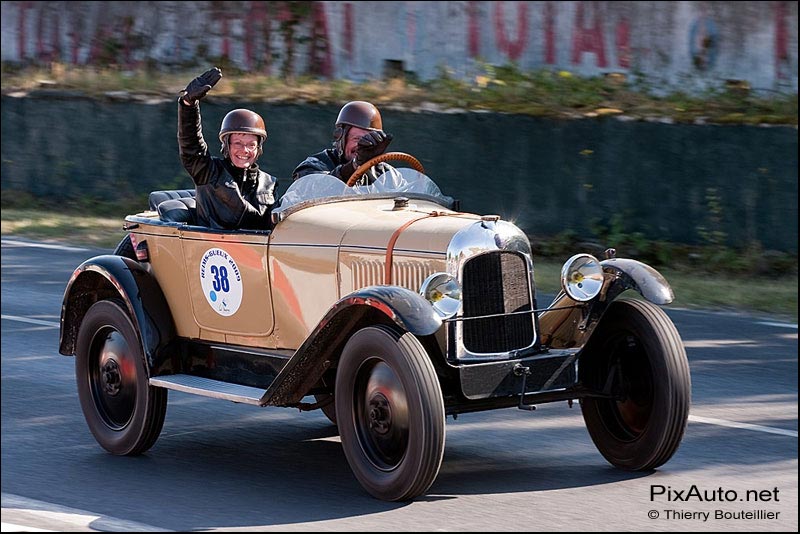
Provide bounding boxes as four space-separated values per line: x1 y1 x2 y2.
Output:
149 374 266 405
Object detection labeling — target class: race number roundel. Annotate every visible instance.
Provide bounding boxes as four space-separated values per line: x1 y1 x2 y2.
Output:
199 248 243 316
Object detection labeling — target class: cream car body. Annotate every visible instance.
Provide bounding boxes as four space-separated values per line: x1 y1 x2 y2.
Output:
60 160 691 502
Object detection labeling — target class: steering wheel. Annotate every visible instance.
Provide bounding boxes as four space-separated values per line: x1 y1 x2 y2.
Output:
346 152 425 187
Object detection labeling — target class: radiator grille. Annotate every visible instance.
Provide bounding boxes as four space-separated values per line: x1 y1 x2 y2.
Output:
352 259 435 292
461 251 534 353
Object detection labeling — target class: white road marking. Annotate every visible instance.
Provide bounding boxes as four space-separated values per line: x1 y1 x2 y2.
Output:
1 521 52 531
756 321 798 329
1 315 59 327
0 238 88 252
689 415 798 437
1 493 171 532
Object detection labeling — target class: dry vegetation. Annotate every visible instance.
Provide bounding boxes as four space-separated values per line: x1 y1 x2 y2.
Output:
2 63 797 125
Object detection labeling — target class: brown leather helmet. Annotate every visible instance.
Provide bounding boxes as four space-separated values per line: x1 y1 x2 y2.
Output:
335 101 382 131
333 101 382 156
219 108 267 158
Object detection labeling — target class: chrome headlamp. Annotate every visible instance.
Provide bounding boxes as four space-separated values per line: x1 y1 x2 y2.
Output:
560 254 604 302
419 272 462 319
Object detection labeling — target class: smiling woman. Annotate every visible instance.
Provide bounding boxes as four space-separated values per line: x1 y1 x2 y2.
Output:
176 68 276 230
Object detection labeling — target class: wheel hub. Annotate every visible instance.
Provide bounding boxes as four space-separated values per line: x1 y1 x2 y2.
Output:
101 359 122 396
368 393 392 434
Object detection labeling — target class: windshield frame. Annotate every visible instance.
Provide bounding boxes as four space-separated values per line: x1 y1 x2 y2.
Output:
271 168 456 224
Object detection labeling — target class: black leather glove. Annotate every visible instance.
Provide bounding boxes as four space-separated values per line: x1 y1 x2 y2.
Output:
180 67 222 104
333 160 357 182
354 131 393 165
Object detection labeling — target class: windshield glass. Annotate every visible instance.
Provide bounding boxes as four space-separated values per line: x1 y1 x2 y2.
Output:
273 167 454 221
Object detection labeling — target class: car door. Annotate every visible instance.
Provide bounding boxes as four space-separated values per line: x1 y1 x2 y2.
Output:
179 228 275 343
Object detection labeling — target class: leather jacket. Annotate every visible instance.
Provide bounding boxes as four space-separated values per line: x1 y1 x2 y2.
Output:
178 101 276 230
292 147 391 185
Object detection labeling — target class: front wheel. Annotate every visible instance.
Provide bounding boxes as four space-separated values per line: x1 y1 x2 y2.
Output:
336 325 445 501
580 298 690 471
76 299 167 455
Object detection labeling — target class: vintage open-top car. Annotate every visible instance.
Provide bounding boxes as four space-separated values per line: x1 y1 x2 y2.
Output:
59 153 691 501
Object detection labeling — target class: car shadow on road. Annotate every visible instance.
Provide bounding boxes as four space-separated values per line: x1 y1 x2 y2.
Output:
23 398 796 531
45 412 655 530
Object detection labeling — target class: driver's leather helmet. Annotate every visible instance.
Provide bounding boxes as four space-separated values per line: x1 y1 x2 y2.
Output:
219 108 267 158
333 101 382 157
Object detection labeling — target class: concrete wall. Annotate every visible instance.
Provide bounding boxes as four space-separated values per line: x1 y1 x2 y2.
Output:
2 96 797 252
1 1 797 92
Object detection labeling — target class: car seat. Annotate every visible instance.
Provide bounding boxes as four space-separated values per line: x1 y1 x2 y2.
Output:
148 190 196 224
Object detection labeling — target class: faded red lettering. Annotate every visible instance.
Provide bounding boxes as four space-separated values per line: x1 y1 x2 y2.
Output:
211 3 237 62
121 16 137 69
406 3 416 57
246 1 271 72
775 1 789 79
344 3 354 59
221 16 230 60
87 27 111 65
571 1 607 67
36 8 46 59
468 1 480 58
494 2 528 61
277 3 296 76
615 16 630 68
69 18 80 64
309 2 333 77
51 13 61 62
18 1 30 60
544 2 555 64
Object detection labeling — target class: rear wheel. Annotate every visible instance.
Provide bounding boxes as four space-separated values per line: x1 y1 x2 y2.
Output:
336 325 445 501
580 298 690 470
76 299 167 455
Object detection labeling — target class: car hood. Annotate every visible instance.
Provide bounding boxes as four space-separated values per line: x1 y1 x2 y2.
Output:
272 198 483 254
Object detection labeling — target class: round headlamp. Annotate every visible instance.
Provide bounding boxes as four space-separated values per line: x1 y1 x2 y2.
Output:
560 254 604 302
419 272 462 319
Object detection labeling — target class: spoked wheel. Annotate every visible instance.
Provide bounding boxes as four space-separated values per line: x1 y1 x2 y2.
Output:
336 325 445 501
76 299 167 455
580 298 690 470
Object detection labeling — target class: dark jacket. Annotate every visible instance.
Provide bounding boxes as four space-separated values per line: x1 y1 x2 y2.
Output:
178 101 276 230
292 147 391 185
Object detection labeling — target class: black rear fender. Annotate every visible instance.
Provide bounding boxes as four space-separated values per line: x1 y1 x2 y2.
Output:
58 255 175 373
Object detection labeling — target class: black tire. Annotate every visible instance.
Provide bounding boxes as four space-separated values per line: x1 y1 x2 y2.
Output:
335 325 445 501
113 234 136 260
314 393 338 426
580 298 690 471
76 299 167 455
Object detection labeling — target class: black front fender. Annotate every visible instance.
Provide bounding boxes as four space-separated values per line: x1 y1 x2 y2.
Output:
601 258 674 305
262 285 442 406
541 257 674 350
59 255 175 373
335 285 443 336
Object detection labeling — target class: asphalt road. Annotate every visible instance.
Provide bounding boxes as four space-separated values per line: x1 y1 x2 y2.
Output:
1 237 797 532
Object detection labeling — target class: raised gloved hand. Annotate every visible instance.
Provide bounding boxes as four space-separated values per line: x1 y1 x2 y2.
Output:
354 130 393 166
180 67 222 104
